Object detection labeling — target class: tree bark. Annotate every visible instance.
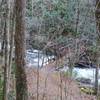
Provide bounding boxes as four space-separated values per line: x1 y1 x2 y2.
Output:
95 63 99 95
2 0 10 100
15 0 28 99
95 0 100 99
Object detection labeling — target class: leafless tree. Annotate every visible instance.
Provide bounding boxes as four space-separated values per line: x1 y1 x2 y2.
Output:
14 0 28 99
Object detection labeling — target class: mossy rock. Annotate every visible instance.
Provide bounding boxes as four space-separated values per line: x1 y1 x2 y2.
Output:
80 87 96 95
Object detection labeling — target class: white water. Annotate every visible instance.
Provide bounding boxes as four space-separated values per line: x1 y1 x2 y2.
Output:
74 68 100 83
26 49 100 84
26 49 54 67
62 67 100 84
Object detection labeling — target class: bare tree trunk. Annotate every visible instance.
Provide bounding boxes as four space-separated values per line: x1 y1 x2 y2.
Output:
1 34 5 56
2 0 10 99
37 51 39 100
59 72 63 100
95 64 99 95
8 4 15 97
95 0 100 99
15 0 28 99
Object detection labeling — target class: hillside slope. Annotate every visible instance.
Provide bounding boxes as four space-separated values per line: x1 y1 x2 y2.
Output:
26 63 96 100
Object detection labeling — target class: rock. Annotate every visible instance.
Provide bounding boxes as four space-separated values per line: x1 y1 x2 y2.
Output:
76 78 91 84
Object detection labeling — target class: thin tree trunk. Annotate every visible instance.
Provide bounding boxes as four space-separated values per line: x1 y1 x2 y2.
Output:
37 51 40 100
59 72 63 100
95 0 100 99
8 8 15 95
95 64 99 95
2 0 10 99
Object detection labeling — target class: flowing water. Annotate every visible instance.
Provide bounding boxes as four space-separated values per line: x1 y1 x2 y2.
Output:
26 49 100 85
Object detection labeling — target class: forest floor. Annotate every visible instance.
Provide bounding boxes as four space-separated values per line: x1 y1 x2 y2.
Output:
26 62 96 100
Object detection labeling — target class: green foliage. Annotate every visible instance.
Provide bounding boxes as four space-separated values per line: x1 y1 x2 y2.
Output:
0 62 16 100
26 0 79 36
88 46 98 54
26 0 98 56
0 75 3 100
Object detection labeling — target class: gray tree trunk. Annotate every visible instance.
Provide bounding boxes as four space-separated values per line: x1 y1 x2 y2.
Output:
95 64 99 95
95 0 100 99
2 0 10 100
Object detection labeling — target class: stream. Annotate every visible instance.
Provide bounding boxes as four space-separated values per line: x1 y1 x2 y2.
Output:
26 49 100 85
